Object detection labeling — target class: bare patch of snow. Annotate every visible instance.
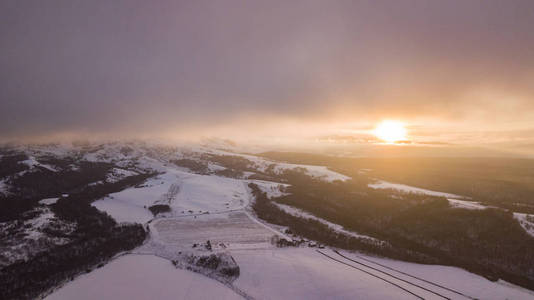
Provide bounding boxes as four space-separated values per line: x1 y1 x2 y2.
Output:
0 179 9 196
447 199 487 210
39 197 60 205
273 202 379 242
0 207 76 267
274 162 350 182
247 180 289 199
514 213 534 237
369 180 465 199
202 149 350 182
105 168 139 183
207 163 226 173
359 168 373 174
21 156 58 172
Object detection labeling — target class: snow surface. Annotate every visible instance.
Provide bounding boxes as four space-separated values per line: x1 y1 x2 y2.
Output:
92 167 251 224
334 249 534 300
21 156 57 172
369 180 465 199
232 248 413 300
368 181 534 237
231 248 534 300
447 198 487 210
146 212 278 252
172 174 249 214
246 180 289 199
0 207 76 267
45 254 242 300
0 179 8 196
39 197 60 205
514 213 534 237
106 168 139 183
272 162 350 182
202 148 350 182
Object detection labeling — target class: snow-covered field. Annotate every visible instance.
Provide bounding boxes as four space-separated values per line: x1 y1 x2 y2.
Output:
92 168 251 224
332 249 534 300
232 248 415 300
231 248 534 300
45 254 241 300
171 174 249 214
148 212 277 251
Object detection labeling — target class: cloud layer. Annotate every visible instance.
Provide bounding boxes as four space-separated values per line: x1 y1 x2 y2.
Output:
2 0 534 146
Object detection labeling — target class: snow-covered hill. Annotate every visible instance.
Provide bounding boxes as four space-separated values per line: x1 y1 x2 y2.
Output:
1 141 533 299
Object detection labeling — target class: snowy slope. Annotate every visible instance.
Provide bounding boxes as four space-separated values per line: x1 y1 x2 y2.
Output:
247 180 289 199
231 248 534 300
89 143 350 225
45 255 242 300
232 248 414 300
333 249 534 300
0 207 76 267
273 202 379 242
514 213 534 237
201 148 350 182
447 199 487 210
368 180 464 199
92 167 251 224
39 197 60 205
0 179 8 196
21 156 58 172
171 174 249 215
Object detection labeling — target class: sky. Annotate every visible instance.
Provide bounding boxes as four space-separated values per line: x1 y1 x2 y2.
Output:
2 1 534 154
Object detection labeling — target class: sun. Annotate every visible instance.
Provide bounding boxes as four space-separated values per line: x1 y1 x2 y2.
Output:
373 120 407 143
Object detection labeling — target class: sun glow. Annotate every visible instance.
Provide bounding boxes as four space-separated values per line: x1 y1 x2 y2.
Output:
373 120 407 143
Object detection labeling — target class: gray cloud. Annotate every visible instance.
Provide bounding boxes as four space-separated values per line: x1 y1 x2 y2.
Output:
2 0 534 141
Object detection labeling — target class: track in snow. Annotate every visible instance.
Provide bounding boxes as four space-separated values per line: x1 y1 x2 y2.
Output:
333 250 475 300
316 250 425 300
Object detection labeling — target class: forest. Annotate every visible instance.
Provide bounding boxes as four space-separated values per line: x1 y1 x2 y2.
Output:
262 152 534 213
252 167 534 291
0 152 155 299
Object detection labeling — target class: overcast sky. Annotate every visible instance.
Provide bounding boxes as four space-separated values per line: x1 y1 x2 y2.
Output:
2 1 534 150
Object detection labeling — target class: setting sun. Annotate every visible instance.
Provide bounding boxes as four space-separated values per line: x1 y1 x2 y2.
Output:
373 120 407 143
